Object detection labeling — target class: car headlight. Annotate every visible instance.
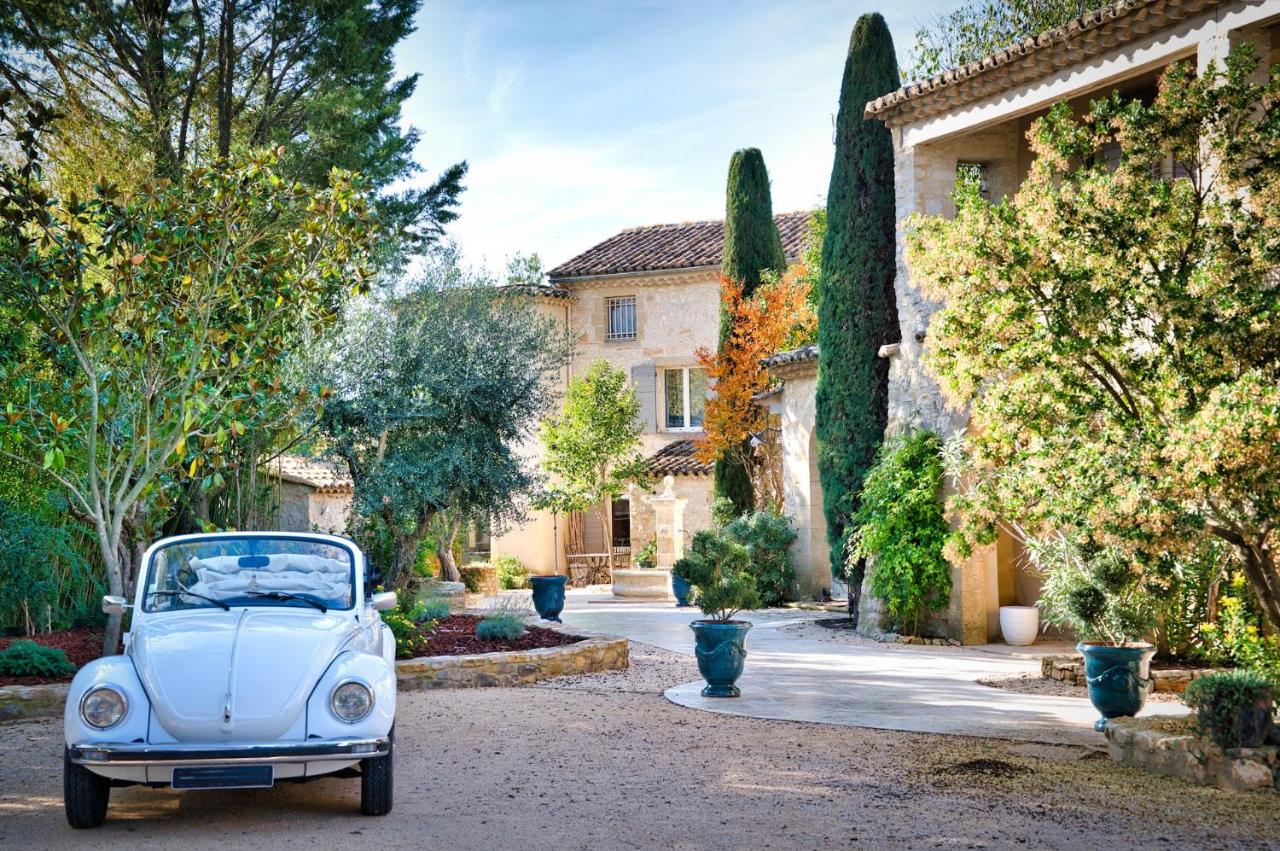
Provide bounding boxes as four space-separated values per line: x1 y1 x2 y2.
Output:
80 686 127 729
330 680 373 723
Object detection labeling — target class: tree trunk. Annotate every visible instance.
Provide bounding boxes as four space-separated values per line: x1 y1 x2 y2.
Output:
100 542 124 658
1239 544 1280 633
215 0 235 160
437 517 462 583
845 556 865 629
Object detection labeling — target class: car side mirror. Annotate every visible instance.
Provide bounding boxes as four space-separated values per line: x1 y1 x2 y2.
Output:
370 591 398 611
102 595 129 615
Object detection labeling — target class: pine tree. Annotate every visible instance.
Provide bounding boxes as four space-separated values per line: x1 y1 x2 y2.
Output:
716 148 786 515
815 13 901 622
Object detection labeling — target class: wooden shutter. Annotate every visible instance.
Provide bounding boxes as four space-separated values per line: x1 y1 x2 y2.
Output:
630 361 657 432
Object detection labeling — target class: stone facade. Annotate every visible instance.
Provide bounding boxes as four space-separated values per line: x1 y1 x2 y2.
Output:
1106 716 1280 793
491 268 725 577
760 351 833 600
865 0 1280 644
396 635 629 690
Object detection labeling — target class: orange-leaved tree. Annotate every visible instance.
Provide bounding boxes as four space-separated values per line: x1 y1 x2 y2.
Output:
697 269 815 509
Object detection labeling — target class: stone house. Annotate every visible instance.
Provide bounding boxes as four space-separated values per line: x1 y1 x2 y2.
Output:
490 212 813 582
847 0 1280 643
264 454 354 535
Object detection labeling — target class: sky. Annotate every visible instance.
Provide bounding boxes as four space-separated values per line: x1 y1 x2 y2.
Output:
394 0 944 275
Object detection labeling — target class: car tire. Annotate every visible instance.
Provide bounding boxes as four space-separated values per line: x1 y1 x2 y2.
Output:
64 748 110 829
360 726 393 816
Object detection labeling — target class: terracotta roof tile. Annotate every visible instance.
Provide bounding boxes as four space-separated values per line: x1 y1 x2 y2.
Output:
865 0 1218 125
267 454 353 493
645 439 713 477
549 211 812 280
762 344 818 368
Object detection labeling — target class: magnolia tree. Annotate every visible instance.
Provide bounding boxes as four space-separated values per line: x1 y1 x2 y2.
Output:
0 101 375 654
905 49 1280 630
536 360 647 564
696 271 815 509
320 272 573 589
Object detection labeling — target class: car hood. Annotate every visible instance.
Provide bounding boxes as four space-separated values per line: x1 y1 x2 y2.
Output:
131 609 359 741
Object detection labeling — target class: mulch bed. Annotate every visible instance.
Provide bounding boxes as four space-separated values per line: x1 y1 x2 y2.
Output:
0 627 104 686
400 615 584 659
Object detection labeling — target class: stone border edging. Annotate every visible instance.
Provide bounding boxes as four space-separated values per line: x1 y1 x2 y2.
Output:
1 633 631 720
1042 654 1228 693
0 682 69 723
1105 717 1279 792
395 634 628 690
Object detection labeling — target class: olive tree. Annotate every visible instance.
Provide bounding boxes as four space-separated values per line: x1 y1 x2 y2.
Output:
905 49 1280 629
320 264 573 588
0 101 375 654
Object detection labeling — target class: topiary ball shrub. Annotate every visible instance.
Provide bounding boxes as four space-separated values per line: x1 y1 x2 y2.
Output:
1184 670 1276 749
475 613 526 641
673 529 761 622
0 639 76 678
414 597 453 622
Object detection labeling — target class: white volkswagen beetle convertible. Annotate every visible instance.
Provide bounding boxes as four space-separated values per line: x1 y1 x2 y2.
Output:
63 532 398 828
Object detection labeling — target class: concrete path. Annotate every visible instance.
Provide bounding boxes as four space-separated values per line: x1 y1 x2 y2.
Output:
557 591 1187 747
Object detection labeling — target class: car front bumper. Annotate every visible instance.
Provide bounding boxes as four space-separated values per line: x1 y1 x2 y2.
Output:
68 737 390 767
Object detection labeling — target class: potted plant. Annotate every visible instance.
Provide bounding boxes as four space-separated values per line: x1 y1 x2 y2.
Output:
1184 671 1276 749
1034 539 1156 730
529 574 568 622
672 530 761 697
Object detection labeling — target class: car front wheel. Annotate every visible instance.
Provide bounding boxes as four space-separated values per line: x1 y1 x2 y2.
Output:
64 749 110 829
360 727 393 816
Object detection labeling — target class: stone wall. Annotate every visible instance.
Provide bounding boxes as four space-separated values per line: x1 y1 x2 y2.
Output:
1041 655 1230 694
1106 716 1279 793
769 363 832 600
396 635 629 690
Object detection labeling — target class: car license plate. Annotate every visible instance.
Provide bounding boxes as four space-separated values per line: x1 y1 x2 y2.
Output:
171 765 274 790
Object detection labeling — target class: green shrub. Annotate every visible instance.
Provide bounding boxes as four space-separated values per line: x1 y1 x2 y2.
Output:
847 430 950 636
414 597 453 622
495 555 529 590
0 639 76 678
673 530 760 622
384 593 433 658
475 613 526 641
1184 670 1277 749
723 510 797 607
0 497 102 632
634 538 658 569
459 563 491 593
1034 537 1154 646
1196 572 1280 676
711 496 738 529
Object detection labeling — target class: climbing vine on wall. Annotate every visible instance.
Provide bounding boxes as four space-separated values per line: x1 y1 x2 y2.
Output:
847 430 951 636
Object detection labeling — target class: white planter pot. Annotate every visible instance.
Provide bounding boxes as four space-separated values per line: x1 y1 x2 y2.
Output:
999 605 1039 646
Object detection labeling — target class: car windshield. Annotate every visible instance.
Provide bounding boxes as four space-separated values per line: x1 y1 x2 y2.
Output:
143 536 355 613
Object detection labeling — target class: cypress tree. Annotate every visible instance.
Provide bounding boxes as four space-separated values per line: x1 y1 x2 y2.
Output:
815 13 900 622
716 148 786 515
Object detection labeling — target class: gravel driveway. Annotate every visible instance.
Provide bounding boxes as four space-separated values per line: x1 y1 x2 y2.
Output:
1 645 1276 850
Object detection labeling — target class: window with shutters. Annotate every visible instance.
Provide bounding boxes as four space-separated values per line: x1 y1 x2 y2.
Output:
663 367 707 431
605 296 637 341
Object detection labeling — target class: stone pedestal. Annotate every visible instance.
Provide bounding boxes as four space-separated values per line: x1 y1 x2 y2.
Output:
641 475 687 570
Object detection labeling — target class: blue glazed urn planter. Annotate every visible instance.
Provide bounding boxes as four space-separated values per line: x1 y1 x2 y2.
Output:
672 575 694 607
691 620 751 697
1078 642 1155 732
529 575 568 623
